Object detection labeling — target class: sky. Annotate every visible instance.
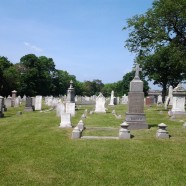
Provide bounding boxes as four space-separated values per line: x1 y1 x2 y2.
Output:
0 0 156 86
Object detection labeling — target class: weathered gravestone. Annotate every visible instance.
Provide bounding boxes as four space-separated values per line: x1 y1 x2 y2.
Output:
25 97 33 112
4 96 12 108
125 65 148 130
171 83 186 115
0 96 4 117
95 93 106 113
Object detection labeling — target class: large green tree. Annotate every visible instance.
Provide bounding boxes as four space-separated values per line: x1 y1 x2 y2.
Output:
19 54 56 96
123 0 186 99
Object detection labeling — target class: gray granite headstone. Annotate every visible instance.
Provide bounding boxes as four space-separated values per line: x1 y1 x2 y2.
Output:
125 64 148 130
25 97 33 112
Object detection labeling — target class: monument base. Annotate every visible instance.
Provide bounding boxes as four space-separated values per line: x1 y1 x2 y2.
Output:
125 112 148 130
24 107 33 112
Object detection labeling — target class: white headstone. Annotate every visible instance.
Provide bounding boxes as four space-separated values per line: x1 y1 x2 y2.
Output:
95 93 106 113
66 103 75 116
35 96 42 110
109 90 115 105
59 113 72 128
56 102 65 117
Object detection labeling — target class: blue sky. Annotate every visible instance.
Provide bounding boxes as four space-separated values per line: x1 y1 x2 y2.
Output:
0 0 155 85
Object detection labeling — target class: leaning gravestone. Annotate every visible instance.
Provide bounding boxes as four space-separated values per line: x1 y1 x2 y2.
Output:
95 93 106 113
125 64 148 130
25 97 33 112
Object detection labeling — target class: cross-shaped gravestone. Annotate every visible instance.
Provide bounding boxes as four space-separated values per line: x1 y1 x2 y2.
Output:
134 64 142 79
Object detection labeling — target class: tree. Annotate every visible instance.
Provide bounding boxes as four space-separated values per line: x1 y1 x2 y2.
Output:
123 0 186 99
137 46 184 101
0 56 19 96
52 70 81 96
19 54 56 96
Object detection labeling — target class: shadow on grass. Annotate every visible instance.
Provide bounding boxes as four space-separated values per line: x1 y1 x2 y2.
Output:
148 124 158 128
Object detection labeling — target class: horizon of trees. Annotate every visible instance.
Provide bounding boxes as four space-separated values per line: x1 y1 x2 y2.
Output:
0 54 149 98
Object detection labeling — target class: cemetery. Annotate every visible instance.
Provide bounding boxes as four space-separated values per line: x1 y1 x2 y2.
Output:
0 69 186 185
1 0 186 185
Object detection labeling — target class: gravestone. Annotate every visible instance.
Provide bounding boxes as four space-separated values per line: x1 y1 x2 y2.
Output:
0 96 4 117
121 94 128 104
168 85 173 105
56 102 65 117
4 97 12 108
95 93 106 113
157 95 163 105
66 102 75 116
171 83 186 115
11 90 17 107
109 90 115 105
35 96 42 110
25 97 33 112
59 113 72 128
66 80 75 103
125 64 148 130
145 96 153 106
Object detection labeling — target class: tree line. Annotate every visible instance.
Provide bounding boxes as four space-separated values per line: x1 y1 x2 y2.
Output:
0 54 149 97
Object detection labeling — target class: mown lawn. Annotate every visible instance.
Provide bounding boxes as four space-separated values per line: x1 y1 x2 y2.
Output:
0 103 186 186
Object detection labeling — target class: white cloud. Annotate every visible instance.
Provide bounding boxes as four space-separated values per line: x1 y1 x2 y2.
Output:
24 42 43 52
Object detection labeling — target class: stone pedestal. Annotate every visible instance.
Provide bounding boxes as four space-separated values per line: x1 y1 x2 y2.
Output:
77 120 85 131
71 127 81 139
119 122 131 139
125 71 148 130
156 123 169 139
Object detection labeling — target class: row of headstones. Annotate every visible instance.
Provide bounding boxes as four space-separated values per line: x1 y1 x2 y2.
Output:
71 121 186 139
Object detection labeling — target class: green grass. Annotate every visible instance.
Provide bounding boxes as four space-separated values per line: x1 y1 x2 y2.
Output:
0 104 186 185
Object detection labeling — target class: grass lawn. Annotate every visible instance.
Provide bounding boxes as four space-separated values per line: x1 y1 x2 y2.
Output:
0 103 186 186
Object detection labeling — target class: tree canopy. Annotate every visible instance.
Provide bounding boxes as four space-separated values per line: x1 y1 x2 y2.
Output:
123 0 186 100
